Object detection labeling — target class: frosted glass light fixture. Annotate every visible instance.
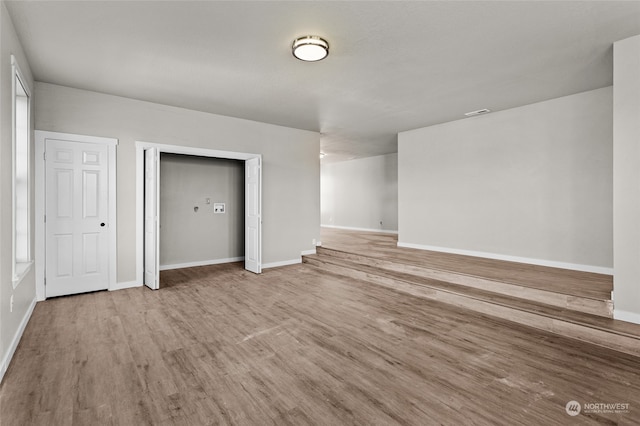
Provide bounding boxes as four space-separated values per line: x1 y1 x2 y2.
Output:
292 36 329 61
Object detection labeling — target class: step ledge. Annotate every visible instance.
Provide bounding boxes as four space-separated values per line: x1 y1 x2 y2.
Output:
305 256 612 331
314 248 611 304
303 257 639 351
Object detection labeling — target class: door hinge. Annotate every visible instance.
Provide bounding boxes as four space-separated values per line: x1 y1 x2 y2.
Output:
44 215 46 223
43 151 46 161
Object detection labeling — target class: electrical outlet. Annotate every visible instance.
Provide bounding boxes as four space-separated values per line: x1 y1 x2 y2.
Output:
312 238 316 246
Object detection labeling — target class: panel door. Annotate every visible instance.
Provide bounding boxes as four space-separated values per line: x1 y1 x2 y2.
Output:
144 147 160 289
245 156 261 273
45 139 110 297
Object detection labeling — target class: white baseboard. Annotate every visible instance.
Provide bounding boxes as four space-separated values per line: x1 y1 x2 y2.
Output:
1 297 37 384
160 257 245 271
321 224 398 234
397 241 613 275
264 249 315 269
262 259 302 269
614 309 640 325
110 280 142 291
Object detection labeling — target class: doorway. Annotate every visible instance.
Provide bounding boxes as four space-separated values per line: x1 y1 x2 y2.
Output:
136 142 262 290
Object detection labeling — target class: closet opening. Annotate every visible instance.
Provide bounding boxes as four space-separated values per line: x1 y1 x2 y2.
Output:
159 153 245 276
136 142 262 290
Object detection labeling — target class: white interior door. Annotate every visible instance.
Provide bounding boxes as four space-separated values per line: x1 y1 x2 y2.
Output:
144 147 160 289
45 139 110 297
245 156 262 273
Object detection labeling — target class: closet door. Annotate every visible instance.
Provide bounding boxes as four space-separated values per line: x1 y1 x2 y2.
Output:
245 156 261 274
144 147 160 289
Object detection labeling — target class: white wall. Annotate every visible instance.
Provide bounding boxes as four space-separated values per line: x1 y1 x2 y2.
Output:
613 35 640 323
160 154 244 269
321 153 398 233
398 87 613 273
0 1 36 382
35 82 320 283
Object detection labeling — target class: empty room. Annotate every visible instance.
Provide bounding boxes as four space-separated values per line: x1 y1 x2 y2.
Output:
1 1 640 425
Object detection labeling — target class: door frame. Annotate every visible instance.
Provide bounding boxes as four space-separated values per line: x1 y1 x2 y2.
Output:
35 131 118 301
135 141 262 286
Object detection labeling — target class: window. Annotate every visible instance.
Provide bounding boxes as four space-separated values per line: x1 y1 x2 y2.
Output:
12 55 31 286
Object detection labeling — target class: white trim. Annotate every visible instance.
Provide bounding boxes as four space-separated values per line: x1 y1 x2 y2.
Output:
397 241 614 275
160 257 245 271
135 141 262 285
11 55 32 288
37 131 118 147
301 249 317 256
136 145 144 286
263 259 302 269
108 140 118 295
109 281 142 291
35 133 45 301
0 297 36 384
321 224 399 234
136 141 257 161
613 309 640 325
35 131 118 300
11 261 33 288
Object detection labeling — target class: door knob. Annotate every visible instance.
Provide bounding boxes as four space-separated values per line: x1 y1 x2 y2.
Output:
100 223 106 227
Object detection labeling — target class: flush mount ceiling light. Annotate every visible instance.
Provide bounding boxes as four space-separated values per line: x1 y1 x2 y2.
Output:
292 36 329 61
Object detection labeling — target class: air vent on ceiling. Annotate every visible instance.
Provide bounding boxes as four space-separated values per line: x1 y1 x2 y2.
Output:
464 108 491 117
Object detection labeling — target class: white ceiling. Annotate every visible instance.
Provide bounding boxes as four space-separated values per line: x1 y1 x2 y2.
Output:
6 1 640 163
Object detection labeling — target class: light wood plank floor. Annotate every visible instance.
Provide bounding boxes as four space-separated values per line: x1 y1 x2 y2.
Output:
1 262 639 425
320 228 613 300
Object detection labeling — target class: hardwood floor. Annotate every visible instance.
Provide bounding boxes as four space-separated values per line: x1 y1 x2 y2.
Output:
2 262 639 425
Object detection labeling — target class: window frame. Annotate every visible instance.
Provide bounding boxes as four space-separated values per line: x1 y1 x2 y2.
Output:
12 55 32 287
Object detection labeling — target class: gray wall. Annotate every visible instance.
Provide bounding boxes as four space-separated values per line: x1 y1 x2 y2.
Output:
160 154 244 268
398 87 613 271
321 153 398 232
1 1 36 380
35 82 320 283
613 35 640 321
